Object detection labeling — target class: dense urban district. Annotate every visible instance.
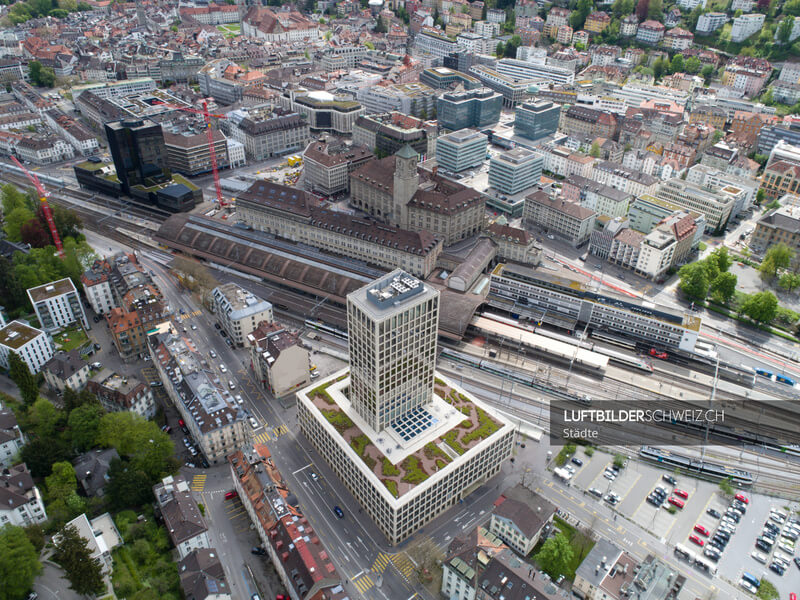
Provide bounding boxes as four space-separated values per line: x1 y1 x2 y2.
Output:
0 1 799 600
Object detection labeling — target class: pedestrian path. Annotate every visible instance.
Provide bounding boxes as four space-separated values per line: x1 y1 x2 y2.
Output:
352 573 374 593
191 474 206 492
391 553 416 579
371 552 391 575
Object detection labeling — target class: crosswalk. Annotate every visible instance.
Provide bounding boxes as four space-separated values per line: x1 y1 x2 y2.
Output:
191 474 206 492
371 552 391 575
391 553 416 579
252 424 290 444
178 310 202 321
352 573 374 593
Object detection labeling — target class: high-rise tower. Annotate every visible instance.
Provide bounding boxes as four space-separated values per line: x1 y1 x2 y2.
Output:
347 270 439 432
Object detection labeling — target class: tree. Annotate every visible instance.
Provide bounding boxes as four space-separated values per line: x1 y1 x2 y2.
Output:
8 352 38 405
647 0 662 21
759 243 794 280
679 262 710 301
778 16 795 45
756 188 766 205
708 246 732 273
709 272 737 304
570 0 593 30
718 478 734 496
779 272 800 292
503 35 521 58
20 437 72 478
589 141 601 157
105 458 154 510
374 15 387 33
3 206 36 242
28 60 55 87
45 461 78 504
29 398 61 439
0 524 41 600
670 54 684 74
68 402 104 452
684 56 701 74
535 533 574 578
653 57 665 80
740 291 778 324
700 64 714 84
756 578 779 600
97 412 175 481
53 524 105 597
20 216 51 248
495 41 505 57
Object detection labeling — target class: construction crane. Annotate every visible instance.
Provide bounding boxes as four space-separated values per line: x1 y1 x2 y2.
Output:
11 156 64 257
153 100 228 207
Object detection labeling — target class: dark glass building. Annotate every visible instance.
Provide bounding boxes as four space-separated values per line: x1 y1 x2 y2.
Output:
105 118 170 193
514 100 561 142
436 88 502 132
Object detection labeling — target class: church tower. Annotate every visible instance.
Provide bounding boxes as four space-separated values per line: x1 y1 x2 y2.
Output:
392 145 419 228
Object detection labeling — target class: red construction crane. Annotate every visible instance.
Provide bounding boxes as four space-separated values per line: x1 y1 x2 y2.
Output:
11 156 64 257
153 100 228 207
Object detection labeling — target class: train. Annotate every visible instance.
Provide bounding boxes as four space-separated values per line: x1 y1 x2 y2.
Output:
666 416 800 459
639 446 754 486
304 319 348 340
745 365 797 388
480 313 654 373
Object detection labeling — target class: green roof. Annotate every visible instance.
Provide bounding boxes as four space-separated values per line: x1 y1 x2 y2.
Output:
396 144 417 159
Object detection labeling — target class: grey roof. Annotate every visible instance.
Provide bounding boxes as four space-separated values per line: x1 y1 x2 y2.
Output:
73 448 120 497
0 409 22 446
494 485 556 539
43 349 89 382
179 548 229 600
575 537 623 587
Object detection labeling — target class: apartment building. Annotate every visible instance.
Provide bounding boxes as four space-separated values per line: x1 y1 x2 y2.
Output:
107 308 146 361
179 549 231 600
88 368 156 419
488 485 555 556
60 513 122 575
153 475 210 558
523 191 596 246
0 463 47 527
27 278 89 333
731 13 765 42
636 20 665 45
0 408 25 468
592 162 660 197
663 27 694 51
689 104 727 131
750 202 800 262
42 349 91 393
352 112 438 159
435 129 488 173
514 100 561 141
0 320 54 374
211 284 273 347
321 46 367 71
488 263 701 351
148 324 247 465
303 139 374 196
620 14 639 37
696 12 728 34
559 106 618 140
721 55 772 97
544 7 571 37
758 122 800 155
607 227 644 270
81 259 116 316
656 178 738 232
489 147 543 195
562 174 633 219
297 271 514 545
247 321 310 399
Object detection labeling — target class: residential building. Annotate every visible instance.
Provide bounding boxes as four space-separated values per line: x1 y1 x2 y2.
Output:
486 224 541 264
179 549 231 600
730 111 778 148
627 195 682 233
436 88 502 131
523 191 596 246
696 12 728 35
88 369 156 419
495 58 576 86
230 112 311 161
732 0 755 10
607 226 644 269
488 262 701 351
562 174 633 218
544 7 571 37
0 408 25 468
148 323 247 465
585 11 611 34
689 104 727 131
247 321 310 399
489 147 543 195
620 14 638 37
779 60 800 84
721 55 772 97
761 160 800 201
153 475 211 558
211 284 274 348
514 100 561 142
415 29 463 59
61 513 122 575
81 258 117 315
435 129 488 173
592 161 660 197
303 138 374 196
27 278 89 333
678 0 706 8
0 320 54 374
321 46 367 71
42 349 91 393
636 20 665 45
635 226 677 280
536 145 595 179
559 106 617 140
73 448 120 498
731 13 765 42
352 112 438 159
297 271 514 545
474 20 501 38
0 463 47 527
556 25 573 45
663 27 694 51
488 485 555 556
655 178 739 231
750 201 800 262
107 308 146 361
278 90 365 135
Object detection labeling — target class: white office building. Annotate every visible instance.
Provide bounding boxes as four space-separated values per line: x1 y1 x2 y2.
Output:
27 278 89 333
489 147 543 195
495 59 575 86
211 283 274 347
297 271 514 545
435 129 488 173
0 320 55 374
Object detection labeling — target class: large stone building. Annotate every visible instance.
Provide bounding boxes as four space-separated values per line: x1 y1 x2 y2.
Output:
350 146 485 246
750 201 800 264
352 112 438 159
559 105 618 140
211 284 273 347
655 178 739 232
302 138 374 196
229 112 311 161
761 160 800 201
489 147 543 195
297 271 514 545
523 191 596 246
162 128 230 177
278 90 364 135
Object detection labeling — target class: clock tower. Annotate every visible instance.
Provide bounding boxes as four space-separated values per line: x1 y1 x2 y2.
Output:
392 145 419 228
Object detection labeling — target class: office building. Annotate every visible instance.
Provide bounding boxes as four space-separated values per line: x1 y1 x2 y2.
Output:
436 88 502 131
655 178 739 232
514 100 561 141
303 138 374 196
758 122 800 155
414 29 462 59
88 368 156 419
42 349 91 393
0 320 54 374
278 90 365 135
469 65 538 107
435 129 488 173
105 118 169 195
489 147 543 195
495 58 575 86
352 112 438 159
488 262 701 351
628 194 687 233
162 128 230 177
562 174 632 219
420 67 482 90
297 271 514 544
148 323 247 465
685 164 757 216
592 161 660 197
731 13 765 42
153 475 210 558
356 84 437 120
0 408 26 468
247 321 310 399
27 278 89 333
211 284 273 348
523 191 596 246
0 463 47 527
229 111 310 162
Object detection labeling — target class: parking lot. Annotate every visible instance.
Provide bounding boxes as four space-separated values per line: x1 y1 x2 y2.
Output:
553 447 800 597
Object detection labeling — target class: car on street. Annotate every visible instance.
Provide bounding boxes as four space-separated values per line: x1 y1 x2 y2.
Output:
201 458 209 468
235 394 243 404
214 323 221 330
589 488 603 498
209 350 217 358
310 370 320 379
251 546 266 555
225 491 238 500
310 471 319 481
604 493 620 506
191 324 197 330
571 457 583 466
689 535 704 547
161 425 171 433
91 361 102 369
333 506 344 518
693 524 709 537
93 343 101 350
249 416 259 429
229 380 236 390
706 508 721 519
673 489 689 499
220 364 227 373
150 381 163 387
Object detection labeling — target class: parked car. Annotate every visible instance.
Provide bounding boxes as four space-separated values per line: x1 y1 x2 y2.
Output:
693 524 709 537
689 535 705 547
706 508 721 519
673 489 689 499
571 457 583 466
225 491 238 500
668 497 685 509
250 546 266 555
751 551 768 564
209 350 217 359
589 488 603 498
735 493 749 504
662 474 677 486
769 562 785 576
235 395 244 405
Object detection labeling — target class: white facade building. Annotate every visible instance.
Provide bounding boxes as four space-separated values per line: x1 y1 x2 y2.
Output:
0 463 47 527
60 513 122 575
495 58 575 86
211 284 273 347
226 138 246 168
677 0 706 8
696 12 728 34
731 14 765 43
0 320 54 374
0 407 26 468
731 0 755 11
27 278 89 333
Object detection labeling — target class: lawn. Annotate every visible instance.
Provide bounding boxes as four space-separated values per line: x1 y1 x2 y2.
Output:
54 324 88 352
217 23 241 38
532 516 595 581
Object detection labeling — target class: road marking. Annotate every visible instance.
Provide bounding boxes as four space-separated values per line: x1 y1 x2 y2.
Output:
293 463 313 475
371 552 391 574
191 474 207 491
352 574 374 593
352 570 364 579
253 431 273 444
391 553 416 579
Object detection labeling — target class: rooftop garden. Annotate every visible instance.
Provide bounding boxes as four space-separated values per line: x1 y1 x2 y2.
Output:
309 373 503 498
77 159 108 172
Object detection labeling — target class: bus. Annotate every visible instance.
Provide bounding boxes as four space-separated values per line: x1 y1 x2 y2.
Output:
674 544 695 563
694 557 718 575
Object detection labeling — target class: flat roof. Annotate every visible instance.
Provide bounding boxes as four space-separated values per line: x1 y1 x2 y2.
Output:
0 320 43 350
348 269 438 319
27 277 76 303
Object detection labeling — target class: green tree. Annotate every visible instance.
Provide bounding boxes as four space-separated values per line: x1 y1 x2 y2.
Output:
20 437 72 478
653 57 665 80
495 41 505 56
374 15 387 33
779 272 800 292
612 0 635 19
759 243 794 280
68 402 104 452
45 461 78 504
647 0 663 21
778 16 795 45
1 183 33 215
709 272 737 304
679 262 710 301
53 524 105 597
740 291 778 324
503 35 522 58
670 53 684 74
570 0 593 30
29 398 60 439
708 246 732 273
0 524 41 600
3 206 36 242
105 458 154 510
756 188 766 205
97 412 175 481
589 141 601 157
718 478 734 496
535 533 574 578
684 56 701 74
700 64 714 84
756 578 779 600
8 351 38 405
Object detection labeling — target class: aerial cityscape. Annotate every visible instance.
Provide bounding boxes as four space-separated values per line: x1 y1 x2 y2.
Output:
0 0 799 599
